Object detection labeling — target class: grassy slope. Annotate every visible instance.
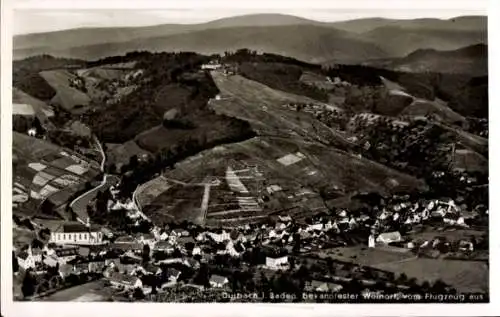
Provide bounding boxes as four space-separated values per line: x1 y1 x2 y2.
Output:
39 70 91 111
138 71 427 224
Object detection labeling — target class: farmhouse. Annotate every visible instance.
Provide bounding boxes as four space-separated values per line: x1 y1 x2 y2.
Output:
50 222 105 245
209 274 229 288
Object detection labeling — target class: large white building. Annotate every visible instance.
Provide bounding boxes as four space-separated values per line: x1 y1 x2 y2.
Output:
50 222 105 245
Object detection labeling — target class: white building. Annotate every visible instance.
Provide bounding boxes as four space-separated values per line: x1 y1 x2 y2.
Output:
265 255 289 270
209 274 229 288
368 234 375 248
17 246 41 270
50 222 105 245
201 63 222 70
206 230 231 243
192 246 202 256
307 223 324 231
376 231 402 245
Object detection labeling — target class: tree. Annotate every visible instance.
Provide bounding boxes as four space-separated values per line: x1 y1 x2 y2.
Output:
397 273 408 284
293 233 301 254
431 279 447 293
129 155 139 171
22 270 36 298
133 287 145 300
142 244 151 264
193 263 210 288
13 252 19 273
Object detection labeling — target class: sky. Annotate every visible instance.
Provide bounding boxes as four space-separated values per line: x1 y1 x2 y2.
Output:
13 3 488 35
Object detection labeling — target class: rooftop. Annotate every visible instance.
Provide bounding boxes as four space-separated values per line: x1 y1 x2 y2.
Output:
107 272 140 285
210 274 228 284
54 222 100 233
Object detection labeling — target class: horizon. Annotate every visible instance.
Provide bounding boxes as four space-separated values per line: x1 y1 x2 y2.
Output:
14 10 487 36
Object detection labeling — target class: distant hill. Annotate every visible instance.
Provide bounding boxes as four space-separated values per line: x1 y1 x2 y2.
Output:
14 14 487 62
364 44 488 76
331 15 487 34
13 14 327 52
15 25 389 64
358 27 486 57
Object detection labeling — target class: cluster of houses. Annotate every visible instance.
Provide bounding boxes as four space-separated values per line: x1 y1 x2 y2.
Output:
15 179 484 298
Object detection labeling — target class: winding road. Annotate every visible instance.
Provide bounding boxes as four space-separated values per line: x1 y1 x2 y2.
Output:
70 135 119 224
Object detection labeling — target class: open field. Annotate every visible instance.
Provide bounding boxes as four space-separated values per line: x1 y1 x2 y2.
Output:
13 132 101 217
40 70 91 112
373 258 488 293
401 98 466 125
141 182 206 225
139 136 427 226
209 72 351 149
406 227 486 243
41 279 112 301
316 246 416 267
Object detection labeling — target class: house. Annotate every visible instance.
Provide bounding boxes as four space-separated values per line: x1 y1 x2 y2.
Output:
159 231 169 241
368 234 375 248
104 261 137 276
43 254 59 267
114 236 136 244
156 258 184 265
192 246 202 256
17 246 41 270
266 185 282 195
278 215 292 223
305 280 343 293
100 227 114 239
225 241 240 257
444 213 466 226
201 62 222 70
107 272 143 290
166 268 182 282
121 250 142 262
265 255 289 270
177 236 196 246
154 241 175 253
171 229 190 237
183 258 200 269
136 233 156 248
54 246 79 264
376 231 402 245
459 240 474 252
133 263 162 276
110 242 143 253
209 274 229 288
307 223 323 231
206 230 231 243
50 222 105 245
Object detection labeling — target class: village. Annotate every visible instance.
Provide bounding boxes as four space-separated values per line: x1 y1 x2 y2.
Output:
14 169 488 302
